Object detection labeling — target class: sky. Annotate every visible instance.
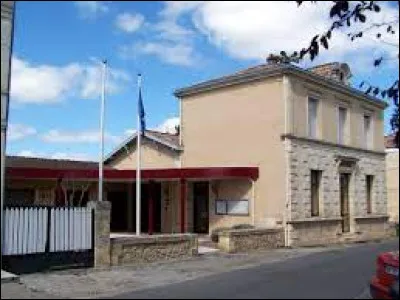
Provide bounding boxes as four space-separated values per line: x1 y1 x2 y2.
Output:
6 1 399 161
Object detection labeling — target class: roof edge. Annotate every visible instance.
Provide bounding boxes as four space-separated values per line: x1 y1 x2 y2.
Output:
174 64 387 109
104 131 182 164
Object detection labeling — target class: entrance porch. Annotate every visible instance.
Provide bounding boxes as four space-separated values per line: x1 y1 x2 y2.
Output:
6 166 259 235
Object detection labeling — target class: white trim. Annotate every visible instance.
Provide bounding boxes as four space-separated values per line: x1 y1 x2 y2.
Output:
104 131 182 163
385 148 399 153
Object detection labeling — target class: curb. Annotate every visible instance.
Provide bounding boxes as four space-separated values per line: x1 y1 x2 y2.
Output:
1 271 20 284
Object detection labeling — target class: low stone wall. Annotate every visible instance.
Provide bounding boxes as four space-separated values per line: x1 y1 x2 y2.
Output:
354 215 393 240
218 228 284 253
110 234 198 266
289 216 392 247
289 218 342 247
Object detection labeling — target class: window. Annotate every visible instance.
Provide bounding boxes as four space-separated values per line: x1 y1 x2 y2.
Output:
311 170 322 217
5 188 35 206
363 115 372 149
366 175 373 214
215 199 249 215
308 97 318 138
338 107 347 144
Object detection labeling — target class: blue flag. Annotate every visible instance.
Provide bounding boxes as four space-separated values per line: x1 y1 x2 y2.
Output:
138 87 146 135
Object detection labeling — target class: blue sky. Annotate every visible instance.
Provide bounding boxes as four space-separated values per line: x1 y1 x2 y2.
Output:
7 1 399 161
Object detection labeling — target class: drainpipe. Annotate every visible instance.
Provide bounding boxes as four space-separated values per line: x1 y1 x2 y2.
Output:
251 179 255 226
284 139 293 248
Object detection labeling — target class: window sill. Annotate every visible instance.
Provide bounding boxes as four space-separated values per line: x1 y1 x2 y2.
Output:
288 217 342 224
354 215 389 220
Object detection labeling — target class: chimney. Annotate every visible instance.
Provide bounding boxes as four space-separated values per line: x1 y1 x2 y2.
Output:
308 62 352 85
175 125 180 136
266 54 282 65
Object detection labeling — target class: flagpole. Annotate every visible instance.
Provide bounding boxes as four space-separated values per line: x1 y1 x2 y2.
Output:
136 73 142 236
99 60 107 202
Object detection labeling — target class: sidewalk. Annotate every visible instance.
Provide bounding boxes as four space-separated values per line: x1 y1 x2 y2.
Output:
1 281 59 299
2 246 337 299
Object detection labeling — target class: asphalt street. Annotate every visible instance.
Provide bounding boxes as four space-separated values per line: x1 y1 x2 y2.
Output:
111 240 398 299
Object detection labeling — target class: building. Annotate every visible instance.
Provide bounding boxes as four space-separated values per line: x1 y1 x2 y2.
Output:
5 61 391 246
1 0 15 259
385 134 399 224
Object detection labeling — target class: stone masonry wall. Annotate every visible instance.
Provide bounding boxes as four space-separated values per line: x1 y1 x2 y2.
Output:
287 138 387 220
286 138 388 246
110 234 198 266
218 228 284 253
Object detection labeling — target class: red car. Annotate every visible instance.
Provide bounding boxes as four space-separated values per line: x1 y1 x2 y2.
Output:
370 251 399 299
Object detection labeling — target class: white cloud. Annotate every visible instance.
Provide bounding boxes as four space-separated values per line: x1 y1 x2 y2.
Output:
16 150 43 157
10 56 131 104
41 129 122 144
155 1 398 74
50 152 93 161
155 117 180 134
74 1 109 19
124 129 136 136
115 12 144 33
7 124 37 141
122 117 179 137
123 42 196 66
16 150 93 161
10 57 81 103
120 2 201 66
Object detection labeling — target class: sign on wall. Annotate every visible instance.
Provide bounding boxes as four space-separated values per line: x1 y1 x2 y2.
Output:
215 199 249 215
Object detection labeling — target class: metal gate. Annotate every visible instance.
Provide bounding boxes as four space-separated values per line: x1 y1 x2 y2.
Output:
2 206 94 274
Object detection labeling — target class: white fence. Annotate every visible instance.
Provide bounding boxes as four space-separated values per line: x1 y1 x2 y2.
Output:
3 207 93 256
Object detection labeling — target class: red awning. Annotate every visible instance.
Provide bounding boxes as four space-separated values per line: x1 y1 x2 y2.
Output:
6 166 259 181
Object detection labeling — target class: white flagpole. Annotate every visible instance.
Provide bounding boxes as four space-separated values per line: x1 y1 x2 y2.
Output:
99 60 107 202
136 73 142 236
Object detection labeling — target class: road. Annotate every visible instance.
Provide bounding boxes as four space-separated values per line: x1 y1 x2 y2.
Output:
111 240 398 299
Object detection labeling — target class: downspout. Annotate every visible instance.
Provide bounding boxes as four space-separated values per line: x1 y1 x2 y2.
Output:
178 98 183 169
283 75 291 247
251 179 255 226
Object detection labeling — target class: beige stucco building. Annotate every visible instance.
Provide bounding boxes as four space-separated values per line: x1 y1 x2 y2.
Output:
5 61 392 246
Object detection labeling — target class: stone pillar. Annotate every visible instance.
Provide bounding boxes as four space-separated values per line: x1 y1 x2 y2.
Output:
88 200 111 268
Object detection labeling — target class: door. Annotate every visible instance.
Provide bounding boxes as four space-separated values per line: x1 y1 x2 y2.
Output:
140 182 162 234
108 191 128 232
193 182 209 234
340 173 351 233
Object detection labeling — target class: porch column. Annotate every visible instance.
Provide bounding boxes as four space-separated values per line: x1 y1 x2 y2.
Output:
180 178 186 233
148 181 154 235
